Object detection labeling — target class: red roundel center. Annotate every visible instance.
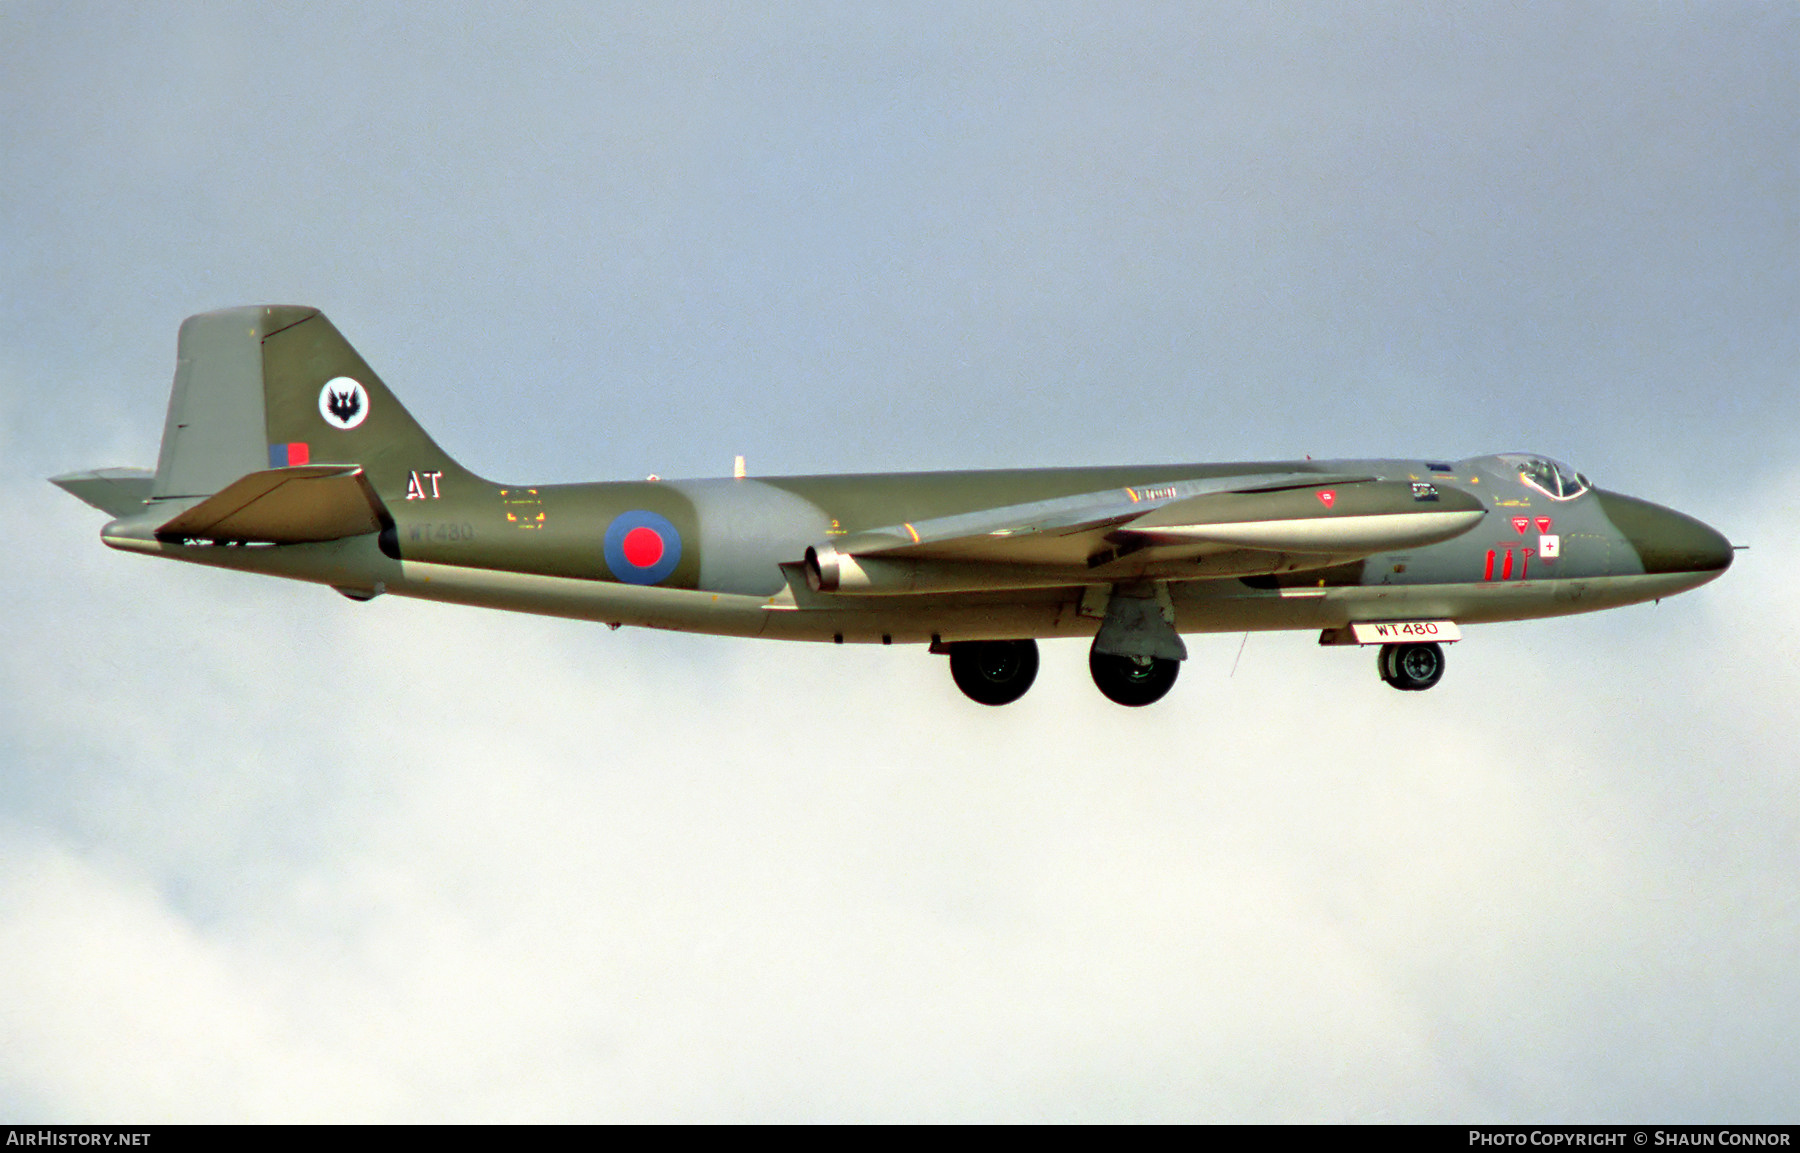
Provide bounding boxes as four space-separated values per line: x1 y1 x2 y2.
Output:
621 525 665 568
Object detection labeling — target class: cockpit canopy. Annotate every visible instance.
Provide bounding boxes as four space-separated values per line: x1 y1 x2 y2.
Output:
1497 453 1591 501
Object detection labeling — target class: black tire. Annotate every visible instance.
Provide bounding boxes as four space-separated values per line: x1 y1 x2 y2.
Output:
1089 650 1181 707
1378 642 1445 691
948 640 1040 706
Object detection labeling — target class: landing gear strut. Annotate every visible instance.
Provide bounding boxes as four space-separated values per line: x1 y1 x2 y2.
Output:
947 640 1040 706
1378 642 1445 691
1089 651 1181 707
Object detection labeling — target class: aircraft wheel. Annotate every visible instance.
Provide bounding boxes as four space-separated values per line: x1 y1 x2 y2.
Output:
948 640 1039 706
1089 651 1180 707
1378 642 1445 692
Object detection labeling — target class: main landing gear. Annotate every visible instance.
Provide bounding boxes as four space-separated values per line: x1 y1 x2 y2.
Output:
1089 651 1180 707
947 639 1040 706
943 584 1191 706
1377 642 1445 691
941 639 1184 707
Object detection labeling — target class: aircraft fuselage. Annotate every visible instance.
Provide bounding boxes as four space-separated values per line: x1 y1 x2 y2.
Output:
101 454 1729 645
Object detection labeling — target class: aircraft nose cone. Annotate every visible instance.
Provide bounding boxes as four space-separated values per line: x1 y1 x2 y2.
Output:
1595 491 1733 575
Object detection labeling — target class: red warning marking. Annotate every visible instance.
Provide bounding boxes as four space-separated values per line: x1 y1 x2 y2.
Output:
1502 549 1515 580
1484 549 1495 581
1535 517 1552 533
1511 516 1530 534
1317 490 1337 509
621 526 665 568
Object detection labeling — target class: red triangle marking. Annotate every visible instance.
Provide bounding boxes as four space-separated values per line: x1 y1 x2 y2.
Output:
1512 516 1530 534
1317 490 1336 509
1536 517 1553 533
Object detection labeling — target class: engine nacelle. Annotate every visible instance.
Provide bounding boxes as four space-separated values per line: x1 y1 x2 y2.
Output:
805 540 1370 595
806 543 1147 595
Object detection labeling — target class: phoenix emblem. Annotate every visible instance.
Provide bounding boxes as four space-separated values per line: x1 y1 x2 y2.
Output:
326 386 360 424
317 377 370 429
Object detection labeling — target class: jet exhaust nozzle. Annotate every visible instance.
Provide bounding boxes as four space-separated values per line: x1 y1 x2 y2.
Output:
804 543 845 592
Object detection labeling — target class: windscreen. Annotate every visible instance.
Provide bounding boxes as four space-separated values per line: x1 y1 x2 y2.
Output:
1498 454 1591 500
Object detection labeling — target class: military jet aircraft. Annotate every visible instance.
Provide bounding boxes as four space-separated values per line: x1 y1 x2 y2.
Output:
54 306 1733 707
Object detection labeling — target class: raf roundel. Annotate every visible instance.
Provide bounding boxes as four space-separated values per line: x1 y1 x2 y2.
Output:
603 510 682 585
318 376 370 430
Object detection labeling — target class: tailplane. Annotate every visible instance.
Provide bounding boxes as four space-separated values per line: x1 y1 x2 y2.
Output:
50 467 155 517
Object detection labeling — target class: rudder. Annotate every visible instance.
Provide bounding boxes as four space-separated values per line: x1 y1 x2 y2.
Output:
151 307 273 499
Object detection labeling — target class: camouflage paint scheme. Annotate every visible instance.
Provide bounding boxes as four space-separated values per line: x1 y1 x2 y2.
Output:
55 307 1732 703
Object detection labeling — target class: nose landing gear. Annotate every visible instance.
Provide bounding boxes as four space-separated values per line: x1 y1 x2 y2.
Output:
1378 642 1445 691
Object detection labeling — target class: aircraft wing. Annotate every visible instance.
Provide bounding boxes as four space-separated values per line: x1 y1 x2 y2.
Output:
806 472 1485 593
821 473 1369 562
154 465 388 544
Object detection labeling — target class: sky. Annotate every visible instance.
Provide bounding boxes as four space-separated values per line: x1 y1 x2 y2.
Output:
1 1 1796 1122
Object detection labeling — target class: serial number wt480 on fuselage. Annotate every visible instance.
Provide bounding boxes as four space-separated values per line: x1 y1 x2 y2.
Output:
54 307 1734 707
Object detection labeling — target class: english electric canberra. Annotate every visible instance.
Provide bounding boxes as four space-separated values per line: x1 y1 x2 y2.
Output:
55 307 1733 706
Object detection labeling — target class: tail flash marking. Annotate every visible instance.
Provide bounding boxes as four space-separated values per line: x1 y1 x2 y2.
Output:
269 442 310 467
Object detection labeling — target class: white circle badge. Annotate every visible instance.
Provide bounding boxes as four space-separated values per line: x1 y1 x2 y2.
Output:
319 377 370 430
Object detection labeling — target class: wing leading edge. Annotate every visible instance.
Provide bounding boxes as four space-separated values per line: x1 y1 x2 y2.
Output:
805 473 1485 594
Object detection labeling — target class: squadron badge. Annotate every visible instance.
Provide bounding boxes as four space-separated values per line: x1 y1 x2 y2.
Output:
319 377 370 430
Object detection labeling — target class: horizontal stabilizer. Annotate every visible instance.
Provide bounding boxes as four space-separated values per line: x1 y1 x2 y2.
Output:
51 468 155 517
156 466 387 544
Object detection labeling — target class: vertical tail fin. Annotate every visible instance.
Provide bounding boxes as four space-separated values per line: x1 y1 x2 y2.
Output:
150 305 480 505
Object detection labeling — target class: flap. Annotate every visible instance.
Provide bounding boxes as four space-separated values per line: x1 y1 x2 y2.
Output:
156 466 387 543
